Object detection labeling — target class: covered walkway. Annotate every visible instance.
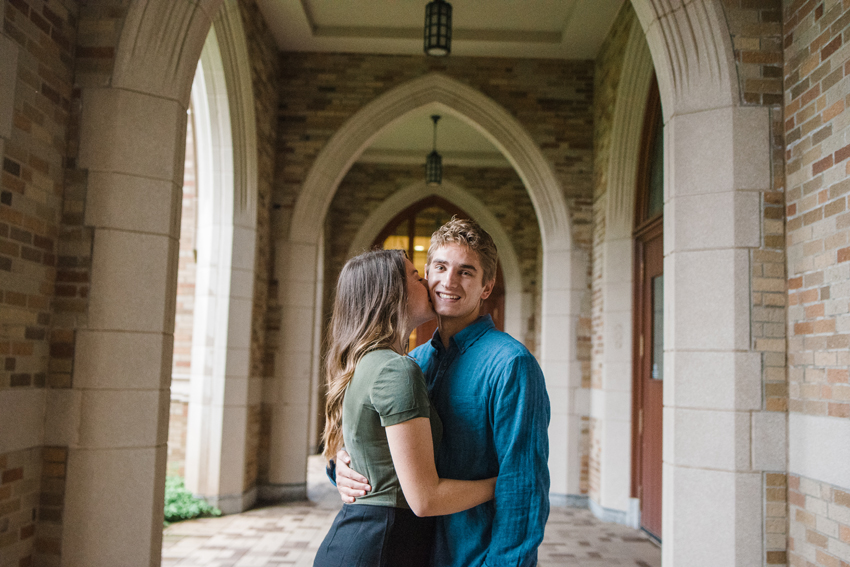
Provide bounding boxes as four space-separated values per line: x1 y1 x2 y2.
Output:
162 457 661 567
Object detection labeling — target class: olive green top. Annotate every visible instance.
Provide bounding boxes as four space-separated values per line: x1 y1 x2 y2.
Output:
343 349 443 509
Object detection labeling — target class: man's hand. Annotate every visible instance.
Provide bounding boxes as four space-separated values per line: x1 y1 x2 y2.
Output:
335 449 371 503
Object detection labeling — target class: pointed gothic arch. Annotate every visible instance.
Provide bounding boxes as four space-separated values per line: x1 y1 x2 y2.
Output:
182 7 260 516
270 72 587 503
345 179 528 342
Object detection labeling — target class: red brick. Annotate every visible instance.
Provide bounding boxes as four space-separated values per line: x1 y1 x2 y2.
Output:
836 144 850 163
814 155 834 175
1 467 23 484
825 100 846 122
790 491 807 509
805 303 825 318
839 247 850 263
822 35 843 61
790 276 804 289
795 322 814 334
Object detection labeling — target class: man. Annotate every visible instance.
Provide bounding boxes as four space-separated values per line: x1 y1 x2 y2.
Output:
335 217 550 567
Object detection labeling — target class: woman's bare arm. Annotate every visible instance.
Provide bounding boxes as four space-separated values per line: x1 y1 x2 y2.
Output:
385 417 496 517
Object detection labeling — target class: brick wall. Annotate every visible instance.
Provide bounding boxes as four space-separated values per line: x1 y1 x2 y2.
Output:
2 0 79 564
172 106 197 388
788 474 850 566
238 0 279 489
0 448 39 566
165 102 198 479
2 0 78 390
589 1 634 502
725 0 785 106
167 401 188 477
785 0 850 418
784 1 850 566
0 446 66 567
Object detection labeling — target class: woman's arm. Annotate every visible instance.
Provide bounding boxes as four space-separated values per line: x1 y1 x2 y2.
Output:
385 417 496 517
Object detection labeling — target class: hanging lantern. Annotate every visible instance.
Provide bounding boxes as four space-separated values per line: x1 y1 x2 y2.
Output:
426 115 442 186
424 0 452 57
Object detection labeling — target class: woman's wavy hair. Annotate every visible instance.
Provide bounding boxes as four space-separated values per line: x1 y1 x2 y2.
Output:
321 249 410 462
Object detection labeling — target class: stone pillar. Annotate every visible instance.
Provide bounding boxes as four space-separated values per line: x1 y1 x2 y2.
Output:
543 244 588 500
662 106 768 567
64 85 187 567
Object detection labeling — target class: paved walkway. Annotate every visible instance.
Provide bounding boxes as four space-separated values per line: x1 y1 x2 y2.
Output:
162 457 660 567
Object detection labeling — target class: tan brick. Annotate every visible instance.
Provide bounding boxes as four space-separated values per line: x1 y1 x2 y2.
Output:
797 508 816 527
817 549 841 567
807 528 829 548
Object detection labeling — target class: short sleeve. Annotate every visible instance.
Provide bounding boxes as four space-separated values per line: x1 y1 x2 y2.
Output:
370 355 431 427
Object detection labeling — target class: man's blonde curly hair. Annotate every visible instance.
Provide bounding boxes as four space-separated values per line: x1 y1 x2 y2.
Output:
426 216 498 284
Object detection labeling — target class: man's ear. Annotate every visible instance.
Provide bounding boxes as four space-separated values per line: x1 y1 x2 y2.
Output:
480 278 495 301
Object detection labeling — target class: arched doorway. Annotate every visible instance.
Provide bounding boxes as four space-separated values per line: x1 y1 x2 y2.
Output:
631 76 663 542
372 196 506 348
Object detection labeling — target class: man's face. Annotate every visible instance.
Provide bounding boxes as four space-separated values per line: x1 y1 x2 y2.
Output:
426 243 494 329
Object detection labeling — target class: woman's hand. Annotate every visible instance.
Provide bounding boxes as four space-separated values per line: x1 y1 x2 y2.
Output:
335 449 372 503
386 418 496 517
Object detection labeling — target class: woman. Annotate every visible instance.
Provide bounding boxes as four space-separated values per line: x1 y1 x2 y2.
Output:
313 249 496 567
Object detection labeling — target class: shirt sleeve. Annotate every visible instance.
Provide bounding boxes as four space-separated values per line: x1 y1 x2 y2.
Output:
370 355 431 427
484 352 551 567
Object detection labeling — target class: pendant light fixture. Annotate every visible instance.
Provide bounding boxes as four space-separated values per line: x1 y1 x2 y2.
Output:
424 0 452 57
426 115 442 186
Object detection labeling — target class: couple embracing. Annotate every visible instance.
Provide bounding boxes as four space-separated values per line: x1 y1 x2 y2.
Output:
315 217 550 567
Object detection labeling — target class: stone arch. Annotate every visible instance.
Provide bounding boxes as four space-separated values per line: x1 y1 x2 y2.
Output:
183 3 260 515
289 73 572 249
346 179 528 341
629 0 738 121
272 73 587 500
589 15 655 528
628 2 770 565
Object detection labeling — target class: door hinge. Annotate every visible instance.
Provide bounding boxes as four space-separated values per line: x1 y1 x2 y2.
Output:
639 334 644 359
638 408 644 436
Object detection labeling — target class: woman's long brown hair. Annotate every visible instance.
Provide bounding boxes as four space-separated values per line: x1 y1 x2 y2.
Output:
321 249 410 462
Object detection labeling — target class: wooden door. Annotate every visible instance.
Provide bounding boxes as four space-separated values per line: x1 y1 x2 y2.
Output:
634 220 663 541
631 75 663 542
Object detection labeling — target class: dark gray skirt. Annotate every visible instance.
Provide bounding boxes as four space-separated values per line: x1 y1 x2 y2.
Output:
313 503 435 567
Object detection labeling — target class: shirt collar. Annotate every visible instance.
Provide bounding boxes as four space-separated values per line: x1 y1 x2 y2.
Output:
430 314 494 354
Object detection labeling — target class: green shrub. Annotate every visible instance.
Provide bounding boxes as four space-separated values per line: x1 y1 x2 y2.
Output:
164 476 222 525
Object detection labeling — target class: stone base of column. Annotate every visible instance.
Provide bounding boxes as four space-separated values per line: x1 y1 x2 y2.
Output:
257 482 307 503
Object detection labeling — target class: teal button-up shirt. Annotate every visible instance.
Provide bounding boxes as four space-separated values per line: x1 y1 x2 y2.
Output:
409 315 550 567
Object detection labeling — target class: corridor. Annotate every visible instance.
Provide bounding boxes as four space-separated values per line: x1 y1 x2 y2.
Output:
162 457 661 567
